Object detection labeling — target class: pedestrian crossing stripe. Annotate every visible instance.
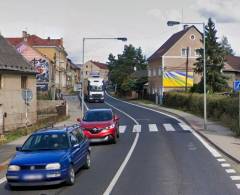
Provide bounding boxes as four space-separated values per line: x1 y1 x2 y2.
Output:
132 125 141 132
119 125 127 133
178 123 192 131
163 124 175 132
148 124 158 132
118 123 191 133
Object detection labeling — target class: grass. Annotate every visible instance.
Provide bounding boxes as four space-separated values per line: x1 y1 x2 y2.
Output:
0 115 69 145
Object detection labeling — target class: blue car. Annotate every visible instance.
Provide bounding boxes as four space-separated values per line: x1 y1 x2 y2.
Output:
6 124 90 188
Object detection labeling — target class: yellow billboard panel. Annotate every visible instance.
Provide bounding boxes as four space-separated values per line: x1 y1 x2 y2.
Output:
163 71 193 88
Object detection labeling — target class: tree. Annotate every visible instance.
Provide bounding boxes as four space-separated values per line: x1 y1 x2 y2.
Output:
107 44 147 94
193 18 228 93
220 36 235 56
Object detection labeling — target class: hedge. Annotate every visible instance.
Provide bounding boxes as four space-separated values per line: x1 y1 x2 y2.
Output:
163 92 240 136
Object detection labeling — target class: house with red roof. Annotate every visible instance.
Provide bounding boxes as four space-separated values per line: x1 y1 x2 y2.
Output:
7 31 68 95
148 25 202 95
82 60 109 81
223 55 240 88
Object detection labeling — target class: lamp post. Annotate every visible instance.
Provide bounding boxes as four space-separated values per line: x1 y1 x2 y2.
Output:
81 37 127 115
167 21 207 130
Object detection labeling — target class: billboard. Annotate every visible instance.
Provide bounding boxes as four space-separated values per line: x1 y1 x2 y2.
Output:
163 71 193 88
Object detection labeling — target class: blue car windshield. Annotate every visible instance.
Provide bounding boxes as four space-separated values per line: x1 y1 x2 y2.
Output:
83 110 112 122
21 133 69 151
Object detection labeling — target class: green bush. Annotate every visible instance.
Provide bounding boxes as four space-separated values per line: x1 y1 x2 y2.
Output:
163 92 239 136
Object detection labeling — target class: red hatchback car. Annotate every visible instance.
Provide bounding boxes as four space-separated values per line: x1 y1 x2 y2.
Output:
78 109 120 144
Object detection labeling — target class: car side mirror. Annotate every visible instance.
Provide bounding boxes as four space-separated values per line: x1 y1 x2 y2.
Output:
114 115 120 121
77 118 81 123
16 146 22 151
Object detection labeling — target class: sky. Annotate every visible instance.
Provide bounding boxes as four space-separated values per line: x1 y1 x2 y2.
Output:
0 0 239 63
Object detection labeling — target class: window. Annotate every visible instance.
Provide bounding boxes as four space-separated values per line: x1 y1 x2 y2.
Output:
153 69 157 76
86 71 88 75
21 76 27 89
148 69 151 77
70 133 78 146
190 34 196 40
158 67 162 76
181 48 190 56
72 129 84 143
195 49 201 56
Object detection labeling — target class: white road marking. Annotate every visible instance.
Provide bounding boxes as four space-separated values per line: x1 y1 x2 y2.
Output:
236 184 240 189
0 177 6 184
148 124 158 132
133 125 141 133
217 158 226 162
226 169 236 174
163 124 175 132
103 101 140 195
119 125 127 134
178 123 192 131
106 92 223 159
231 176 240 180
221 163 231 167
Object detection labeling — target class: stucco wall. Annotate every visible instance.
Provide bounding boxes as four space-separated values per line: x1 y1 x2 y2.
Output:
0 73 37 132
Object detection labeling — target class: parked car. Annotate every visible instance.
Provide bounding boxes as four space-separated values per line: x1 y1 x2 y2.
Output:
78 109 120 144
6 124 90 189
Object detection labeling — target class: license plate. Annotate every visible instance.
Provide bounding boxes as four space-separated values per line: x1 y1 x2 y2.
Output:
23 174 43 180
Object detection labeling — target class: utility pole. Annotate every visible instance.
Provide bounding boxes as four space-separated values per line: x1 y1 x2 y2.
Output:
185 47 189 92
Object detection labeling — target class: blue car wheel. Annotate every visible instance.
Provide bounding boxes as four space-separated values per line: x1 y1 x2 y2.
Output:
66 165 75 186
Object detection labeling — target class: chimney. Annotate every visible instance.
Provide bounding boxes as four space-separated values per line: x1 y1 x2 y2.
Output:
183 25 189 30
22 31 28 42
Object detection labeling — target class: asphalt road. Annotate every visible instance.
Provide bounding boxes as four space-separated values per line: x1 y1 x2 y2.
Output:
0 94 239 195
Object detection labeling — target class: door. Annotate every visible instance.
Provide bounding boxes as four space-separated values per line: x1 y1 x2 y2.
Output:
72 129 88 166
69 133 82 169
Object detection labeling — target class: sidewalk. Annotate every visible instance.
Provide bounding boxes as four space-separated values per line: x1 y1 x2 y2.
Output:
133 101 240 163
0 95 81 179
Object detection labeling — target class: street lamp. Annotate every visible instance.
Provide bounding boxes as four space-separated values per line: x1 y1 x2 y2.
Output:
81 37 127 115
167 21 207 130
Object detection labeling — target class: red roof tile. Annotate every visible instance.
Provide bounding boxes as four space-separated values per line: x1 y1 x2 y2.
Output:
91 60 108 70
7 35 63 47
224 55 240 72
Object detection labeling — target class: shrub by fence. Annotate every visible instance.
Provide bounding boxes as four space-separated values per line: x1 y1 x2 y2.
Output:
163 92 240 135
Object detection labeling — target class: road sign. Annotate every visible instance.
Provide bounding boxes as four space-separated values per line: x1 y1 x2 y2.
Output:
22 89 33 103
234 81 240 92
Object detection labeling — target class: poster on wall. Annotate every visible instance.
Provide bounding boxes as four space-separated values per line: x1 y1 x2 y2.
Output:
31 58 49 83
163 71 193 88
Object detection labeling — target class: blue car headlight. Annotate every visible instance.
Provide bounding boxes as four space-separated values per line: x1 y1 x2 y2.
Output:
8 165 20 172
46 163 61 170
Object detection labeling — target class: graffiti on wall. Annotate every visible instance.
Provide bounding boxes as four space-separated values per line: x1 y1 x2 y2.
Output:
31 58 49 83
163 71 193 88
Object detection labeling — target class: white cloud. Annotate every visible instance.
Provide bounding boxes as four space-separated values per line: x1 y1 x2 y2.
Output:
147 8 182 21
195 0 240 23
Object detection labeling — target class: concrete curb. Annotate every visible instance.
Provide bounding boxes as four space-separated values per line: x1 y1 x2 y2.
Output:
132 101 240 164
